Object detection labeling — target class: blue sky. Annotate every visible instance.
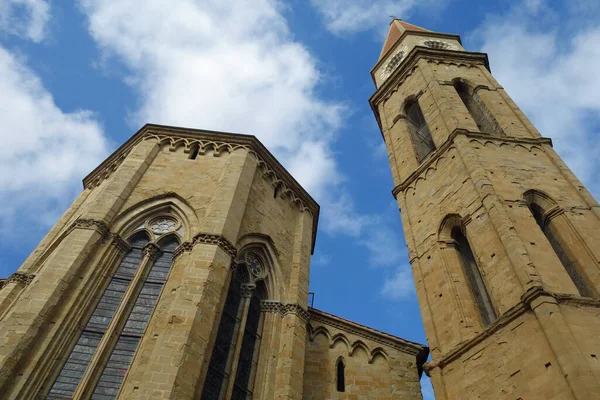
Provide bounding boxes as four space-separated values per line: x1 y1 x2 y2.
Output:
1 1 600 398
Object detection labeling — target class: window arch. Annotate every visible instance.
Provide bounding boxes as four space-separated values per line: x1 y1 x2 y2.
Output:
201 251 269 400
439 216 497 327
525 192 593 297
404 99 435 162
336 357 345 393
453 78 503 137
47 216 183 400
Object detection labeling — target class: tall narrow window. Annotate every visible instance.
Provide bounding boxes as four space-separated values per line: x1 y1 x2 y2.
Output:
201 251 268 400
405 100 435 162
47 231 149 400
452 227 497 326
91 236 179 399
336 358 345 393
48 215 184 400
528 204 593 297
453 79 503 136
201 267 246 400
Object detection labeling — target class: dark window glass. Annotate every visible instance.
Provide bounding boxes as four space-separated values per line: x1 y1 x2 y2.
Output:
452 228 497 326
90 236 179 399
232 290 263 399
529 204 592 297
48 232 149 399
336 359 345 392
405 101 435 161
201 268 244 400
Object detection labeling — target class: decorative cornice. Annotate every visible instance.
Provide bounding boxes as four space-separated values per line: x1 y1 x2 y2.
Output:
173 232 238 260
424 287 600 374
5 272 35 287
80 124 320 254
309 307 427 357
143 243 161 261
281 303 310 322
66 218 110 241
258 301 310 323
391 130 553 197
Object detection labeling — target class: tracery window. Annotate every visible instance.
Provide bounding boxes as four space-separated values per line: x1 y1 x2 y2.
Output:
47 216 182 400
201 252 268 400
452 227 497 326
405 100 435 162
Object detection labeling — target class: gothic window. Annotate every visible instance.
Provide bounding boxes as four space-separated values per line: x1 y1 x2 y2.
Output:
201 252 268 400
528 203 593 297
336 358 345 392
47 216 183 400
452 227 497 326
453 79 504 137
405 100 435 162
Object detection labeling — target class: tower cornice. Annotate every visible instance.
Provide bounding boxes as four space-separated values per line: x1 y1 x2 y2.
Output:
369 48 490 132
390 130 553 198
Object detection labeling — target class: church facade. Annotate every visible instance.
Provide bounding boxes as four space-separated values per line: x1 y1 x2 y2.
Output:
1 18 599 400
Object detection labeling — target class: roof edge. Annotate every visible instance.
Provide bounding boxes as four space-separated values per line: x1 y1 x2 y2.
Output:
82 123 320 253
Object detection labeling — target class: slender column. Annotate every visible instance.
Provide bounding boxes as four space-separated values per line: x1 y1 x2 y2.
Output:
253 303 280 399
222 283 255 399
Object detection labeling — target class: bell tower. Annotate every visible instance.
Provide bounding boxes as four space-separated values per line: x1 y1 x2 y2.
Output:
371 19 600 399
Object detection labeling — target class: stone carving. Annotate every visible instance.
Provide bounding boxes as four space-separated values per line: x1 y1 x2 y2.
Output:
110 234 131 254
241 284 257 298
172 232 237 259
6 272 35 287
143 243 161 261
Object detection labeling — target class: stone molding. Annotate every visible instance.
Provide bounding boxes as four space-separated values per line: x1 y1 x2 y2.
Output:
82 125 318 218
110 234 131 254
66 218 110 241
3 272 35 287
423 286 600 374
391 130 554 197
241 283 257 298
309 307 427 357
143 243 161 261
259 301 310 322
173 232 238 260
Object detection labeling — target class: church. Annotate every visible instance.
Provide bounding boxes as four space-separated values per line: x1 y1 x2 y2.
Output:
0 18 599 400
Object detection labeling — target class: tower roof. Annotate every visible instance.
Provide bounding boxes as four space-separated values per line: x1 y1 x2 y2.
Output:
379 19 431 60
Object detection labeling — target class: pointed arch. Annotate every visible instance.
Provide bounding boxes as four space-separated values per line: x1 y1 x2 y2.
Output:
336 356 346 393
330 333 351 354
524 190 594 297
308 325 331 343
369 347 389 364
452 78 504 137
350 340 370 357
439 214 497 326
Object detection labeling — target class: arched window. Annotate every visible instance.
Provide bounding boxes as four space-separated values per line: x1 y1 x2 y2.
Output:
528 203 593 297
405 100 435 162
201 252 268 400
453 79 503 137
47 216 183 400
452 227 497 326
336 358 345 392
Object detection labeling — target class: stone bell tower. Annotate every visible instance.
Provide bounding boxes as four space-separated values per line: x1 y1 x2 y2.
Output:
371 19 600 399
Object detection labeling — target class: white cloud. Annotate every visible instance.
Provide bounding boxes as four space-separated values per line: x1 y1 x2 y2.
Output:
77 0 379 238
381 264 414 299
0 0 50 42
0 46 109 235
310 0 416 35
474 0 600 196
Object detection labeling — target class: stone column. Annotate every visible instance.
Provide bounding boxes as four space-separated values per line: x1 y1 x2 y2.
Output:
273 307 308 400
